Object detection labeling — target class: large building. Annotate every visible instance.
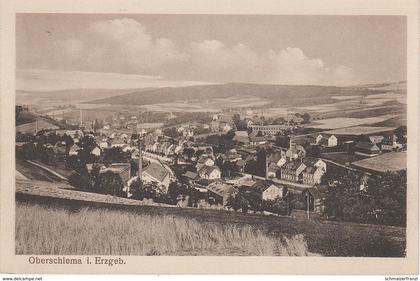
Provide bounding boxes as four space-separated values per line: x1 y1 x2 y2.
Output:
248 124 289 136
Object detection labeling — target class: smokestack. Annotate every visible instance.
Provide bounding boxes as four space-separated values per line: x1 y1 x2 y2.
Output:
79 109 83 126
289 136 296 161
265 153 269 180
138 138 143 182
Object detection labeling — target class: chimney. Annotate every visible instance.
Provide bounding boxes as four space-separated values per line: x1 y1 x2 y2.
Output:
265 153 269 180
138 139 143 182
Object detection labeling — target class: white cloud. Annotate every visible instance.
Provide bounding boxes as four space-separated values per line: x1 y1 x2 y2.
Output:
48 18 357 86
55 38 84 59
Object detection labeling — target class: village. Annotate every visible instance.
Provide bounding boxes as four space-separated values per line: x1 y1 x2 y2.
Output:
15 105 407 225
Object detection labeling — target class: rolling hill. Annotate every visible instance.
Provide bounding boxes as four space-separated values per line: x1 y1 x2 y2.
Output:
87 83 386 107
16 88 156 106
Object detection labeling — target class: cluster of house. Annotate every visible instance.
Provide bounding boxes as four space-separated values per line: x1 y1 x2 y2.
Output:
18 109 407 217
353 134 404 156
309 131 404 156
265 138 326 186
233 130 276 146
144 137 186 157
192 172 324 214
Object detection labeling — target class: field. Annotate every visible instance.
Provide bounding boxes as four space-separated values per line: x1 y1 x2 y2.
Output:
15 119 59 133
16 203 311 256
320 152 368 165
325 126 396 136
308 116 399 130
351 151 407 173
139 96 271 112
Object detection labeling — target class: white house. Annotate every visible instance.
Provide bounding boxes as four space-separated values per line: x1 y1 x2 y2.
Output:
312 159 327 172
315 134 323 144
99 141 109 149
316 134 337 147
369 135 384 144
91 146 101 157
68 144 80 156
198 165 221 180
327 135 338 147
196 157 215 171
262 184 283 201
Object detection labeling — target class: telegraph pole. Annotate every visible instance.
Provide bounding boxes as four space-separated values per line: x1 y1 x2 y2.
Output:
306 191 310 220
138 137 143 181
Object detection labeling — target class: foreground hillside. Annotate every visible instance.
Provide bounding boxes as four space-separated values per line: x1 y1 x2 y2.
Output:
15 180 406 257
16 203 311 256
87 83 384 107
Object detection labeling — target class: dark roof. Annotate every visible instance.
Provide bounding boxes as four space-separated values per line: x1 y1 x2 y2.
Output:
306 186 327 199
207 183 237 197
236 159 246 167
267 152 283 163
183 171 198 180
103 163 131 183
355 141 379 151
283 161 304 171
198 165 220 176
198 157 212 164
249 136 269 142
304 166 315 173
268 162 279 172
302 157 320 167
252 180 271 193
143 163 169 182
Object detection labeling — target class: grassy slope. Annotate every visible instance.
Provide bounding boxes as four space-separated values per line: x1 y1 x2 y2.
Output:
16 203 311 256
15 194 406 257
87 83 383 107
16 159 62 182
15 111 38 126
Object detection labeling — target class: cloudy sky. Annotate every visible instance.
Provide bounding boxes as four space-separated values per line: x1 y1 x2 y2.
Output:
16 14 406 91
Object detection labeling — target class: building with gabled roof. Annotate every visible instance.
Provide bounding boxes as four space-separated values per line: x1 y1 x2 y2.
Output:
100 163 131 188
301 166 324 185
354 141 380 156
206 182 237 206
302 186 327 213
68 143 81 156
142 162 171 192
262 184 284 201
280 161 306 183
182 171 198 182
198 165 221 180
233 131 250 144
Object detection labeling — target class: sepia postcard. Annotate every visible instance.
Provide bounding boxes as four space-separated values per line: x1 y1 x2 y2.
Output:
0 0 419 275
